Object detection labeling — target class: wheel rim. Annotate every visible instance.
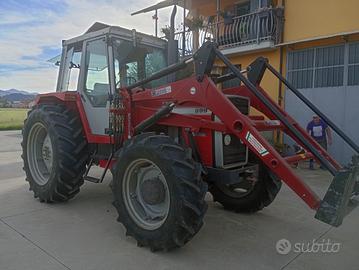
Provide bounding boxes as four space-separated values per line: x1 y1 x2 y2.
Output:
27 122 53 185
122 158 170 230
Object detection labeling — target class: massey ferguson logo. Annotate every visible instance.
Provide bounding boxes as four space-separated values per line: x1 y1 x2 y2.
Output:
151 86 172 97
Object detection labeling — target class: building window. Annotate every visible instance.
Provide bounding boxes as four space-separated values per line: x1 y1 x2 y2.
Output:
222 65 241 89
287 49 314 89
287 44 347 89
235 1 251 16
314 45 344 87
348 42 359 86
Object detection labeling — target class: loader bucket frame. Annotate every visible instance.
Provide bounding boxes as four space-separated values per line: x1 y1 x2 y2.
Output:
125 41 359 227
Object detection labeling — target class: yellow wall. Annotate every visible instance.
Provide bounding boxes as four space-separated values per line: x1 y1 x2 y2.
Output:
189 0 359 105
286 33 359 50
190 0 359 43
283 0 359 43
189 0 280 17
223 49 283 103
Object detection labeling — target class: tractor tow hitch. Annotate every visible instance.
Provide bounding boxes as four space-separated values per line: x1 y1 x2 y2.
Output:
206 165 259 185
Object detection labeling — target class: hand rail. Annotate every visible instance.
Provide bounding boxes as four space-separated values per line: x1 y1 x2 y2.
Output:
172 7 284 56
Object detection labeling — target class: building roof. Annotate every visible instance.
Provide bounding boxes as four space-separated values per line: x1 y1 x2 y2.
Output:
131 0 185 16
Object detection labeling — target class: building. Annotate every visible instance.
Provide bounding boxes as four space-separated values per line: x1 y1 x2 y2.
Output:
178 0 359 164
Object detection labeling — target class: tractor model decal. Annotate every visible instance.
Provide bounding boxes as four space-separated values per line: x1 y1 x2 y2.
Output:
245 131 269 156
172 107 211 115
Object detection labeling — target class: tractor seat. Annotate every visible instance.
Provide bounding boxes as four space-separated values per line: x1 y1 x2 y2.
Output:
92 83 109 106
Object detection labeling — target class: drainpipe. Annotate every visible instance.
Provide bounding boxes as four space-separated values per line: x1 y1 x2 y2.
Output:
278 0 285 107
182 0 186 57
192 9 199 50
216 0 221 42
278 46 284 107
276 0 285 145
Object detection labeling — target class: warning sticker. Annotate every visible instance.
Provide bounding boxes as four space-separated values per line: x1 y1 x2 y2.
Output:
151 86 171 97
245 131 269 156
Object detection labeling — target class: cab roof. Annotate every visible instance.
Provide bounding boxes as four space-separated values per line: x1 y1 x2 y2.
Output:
63 22 167 50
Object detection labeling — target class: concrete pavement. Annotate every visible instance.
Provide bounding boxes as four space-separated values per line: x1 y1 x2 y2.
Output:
0 130 358 270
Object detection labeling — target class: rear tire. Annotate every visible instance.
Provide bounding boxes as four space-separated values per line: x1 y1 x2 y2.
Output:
22 104 88 202
112 133 208 251
209 153 282 213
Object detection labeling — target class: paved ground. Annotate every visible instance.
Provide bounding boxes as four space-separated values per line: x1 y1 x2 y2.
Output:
0 130 358 270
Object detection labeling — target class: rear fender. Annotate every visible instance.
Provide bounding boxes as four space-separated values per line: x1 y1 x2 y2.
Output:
34 92 110 144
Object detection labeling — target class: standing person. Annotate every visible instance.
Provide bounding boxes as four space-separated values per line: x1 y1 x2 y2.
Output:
307 115 332 169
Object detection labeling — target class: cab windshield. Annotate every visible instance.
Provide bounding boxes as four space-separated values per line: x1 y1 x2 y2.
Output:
112 38 167 89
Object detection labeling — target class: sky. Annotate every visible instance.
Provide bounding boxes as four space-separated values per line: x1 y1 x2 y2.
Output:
0 0 183 93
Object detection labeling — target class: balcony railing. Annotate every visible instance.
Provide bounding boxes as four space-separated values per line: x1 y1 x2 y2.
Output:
174 7 284 56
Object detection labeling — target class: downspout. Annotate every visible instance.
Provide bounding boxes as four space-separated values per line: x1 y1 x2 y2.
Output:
216 0 221 41
182 0 186 57
278 0 285 107
278 47 284 106
277 0 285 145
278 0 285 108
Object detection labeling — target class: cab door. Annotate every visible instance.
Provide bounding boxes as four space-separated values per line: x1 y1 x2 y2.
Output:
79 37 114 135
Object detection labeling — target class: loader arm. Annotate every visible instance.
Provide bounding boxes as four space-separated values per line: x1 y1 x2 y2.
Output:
128 41 359 227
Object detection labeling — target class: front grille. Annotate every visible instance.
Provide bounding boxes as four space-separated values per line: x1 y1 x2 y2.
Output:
215 95 249 168
222 134 247 165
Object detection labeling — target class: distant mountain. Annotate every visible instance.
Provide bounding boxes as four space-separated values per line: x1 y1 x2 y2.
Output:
4 93 36 102
0 89 37 102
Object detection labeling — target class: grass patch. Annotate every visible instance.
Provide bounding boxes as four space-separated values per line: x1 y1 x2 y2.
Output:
0 108 28 130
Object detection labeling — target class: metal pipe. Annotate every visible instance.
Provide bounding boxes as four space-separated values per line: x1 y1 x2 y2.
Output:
212 69 247 84
155 9 158 37
134 103 175 134
266 63 359 155
214 48 338 176
168 5 177 64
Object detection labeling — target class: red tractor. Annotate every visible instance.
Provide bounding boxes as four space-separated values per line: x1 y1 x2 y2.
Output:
22 23 359 251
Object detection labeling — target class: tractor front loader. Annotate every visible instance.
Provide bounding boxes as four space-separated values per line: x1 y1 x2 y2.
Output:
22 23 359 251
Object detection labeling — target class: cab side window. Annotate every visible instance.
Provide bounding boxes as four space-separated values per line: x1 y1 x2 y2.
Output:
84 38 109 107
57 44 82 92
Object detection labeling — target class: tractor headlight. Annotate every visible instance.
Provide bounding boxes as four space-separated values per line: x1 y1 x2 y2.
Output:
224 134 231 146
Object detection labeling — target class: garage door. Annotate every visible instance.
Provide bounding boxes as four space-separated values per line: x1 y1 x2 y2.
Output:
284 42 359 164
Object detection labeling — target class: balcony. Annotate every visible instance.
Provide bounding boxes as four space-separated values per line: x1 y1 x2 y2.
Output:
174 7 284 56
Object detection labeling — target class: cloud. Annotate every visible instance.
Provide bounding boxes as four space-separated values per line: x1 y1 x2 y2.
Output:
0 67 58 93
0 0 182 92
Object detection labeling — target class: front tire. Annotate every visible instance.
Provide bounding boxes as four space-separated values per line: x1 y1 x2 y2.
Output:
112 133 208 251
22 104 88 202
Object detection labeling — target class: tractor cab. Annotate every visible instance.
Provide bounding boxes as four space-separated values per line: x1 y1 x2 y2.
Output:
56 22 168 134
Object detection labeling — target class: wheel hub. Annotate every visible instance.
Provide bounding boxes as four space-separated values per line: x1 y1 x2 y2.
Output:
140 177 166 205
27 123 53 185
41 135 53 171
122 159 170 230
